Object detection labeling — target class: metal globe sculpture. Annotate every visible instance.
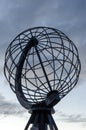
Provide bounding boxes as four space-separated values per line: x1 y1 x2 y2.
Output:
4 27 81 130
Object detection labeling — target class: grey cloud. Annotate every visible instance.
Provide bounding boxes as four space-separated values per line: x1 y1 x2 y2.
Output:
57 111 86 123
0 0 86 48
0 94 26 117
0 0 47 51
62 114 86 123
57 0 86 44
78 43 86 82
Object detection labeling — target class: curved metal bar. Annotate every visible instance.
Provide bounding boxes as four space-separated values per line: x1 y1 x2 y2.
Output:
15 37 38 109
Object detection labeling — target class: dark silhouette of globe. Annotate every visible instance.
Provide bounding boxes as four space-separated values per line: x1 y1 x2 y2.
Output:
4 27 81 107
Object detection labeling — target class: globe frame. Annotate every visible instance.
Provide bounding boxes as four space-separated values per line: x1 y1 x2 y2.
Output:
4 26 81 110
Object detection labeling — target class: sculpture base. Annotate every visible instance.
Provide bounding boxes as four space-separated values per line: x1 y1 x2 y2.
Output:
24 109 58 130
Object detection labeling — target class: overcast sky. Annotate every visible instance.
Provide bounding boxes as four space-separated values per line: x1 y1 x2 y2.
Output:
0 0 86 130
